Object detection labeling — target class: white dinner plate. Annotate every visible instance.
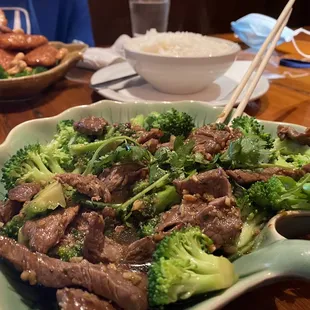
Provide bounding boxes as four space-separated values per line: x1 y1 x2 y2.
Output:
92 61 270 106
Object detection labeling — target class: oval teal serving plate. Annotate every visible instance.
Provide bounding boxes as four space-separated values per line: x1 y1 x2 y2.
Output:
0 100 309 310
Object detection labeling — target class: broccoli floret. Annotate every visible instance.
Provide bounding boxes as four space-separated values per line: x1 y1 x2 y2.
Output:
144 109 195 138
274 153 310 169
13 66 48 78
0 215 25 239
148 227 238 306
50 120 91 172
57 228 85 261
105 123 136 139
0 65 8 79
272 138 310 169
130 114 145 128
139 216 160 237
132 180 150 195
23 181 66 219
232 185 270 259
231 116 274 148
1 144 55 190
2 182 67 239
1 120 91 190
274 138 310 156
248 174 310 210
56 120 89 146
132 185 180 216
57 243 83 262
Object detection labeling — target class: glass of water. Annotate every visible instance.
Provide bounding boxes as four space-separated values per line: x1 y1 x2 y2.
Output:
129 0 170 37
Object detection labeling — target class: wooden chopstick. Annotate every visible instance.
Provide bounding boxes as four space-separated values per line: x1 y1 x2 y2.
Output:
216 0 296 124
228 9 293 125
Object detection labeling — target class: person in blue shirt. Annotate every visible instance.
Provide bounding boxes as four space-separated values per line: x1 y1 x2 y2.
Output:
0 0 94 46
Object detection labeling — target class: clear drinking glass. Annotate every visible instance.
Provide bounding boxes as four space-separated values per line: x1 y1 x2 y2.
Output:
129 0 170 37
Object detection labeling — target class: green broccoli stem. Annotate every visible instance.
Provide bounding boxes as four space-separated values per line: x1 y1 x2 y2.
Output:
18 163 52 185
104 126 116 139
130 114 145 127
173 271 235 300
45 158 66 174
28 153 53 175
121 173 170 212
70 136 139 155
152 185 180 213
236 212 266 250
80 136 141 175
229 239 257 262
79 200 122 210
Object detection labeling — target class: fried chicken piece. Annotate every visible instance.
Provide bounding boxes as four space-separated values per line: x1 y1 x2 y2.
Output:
0 48 15 70
24 44 58 67
0 10 12 33
0 9 8 26
0 25 12 33
0 33 48 50
24 44 68 67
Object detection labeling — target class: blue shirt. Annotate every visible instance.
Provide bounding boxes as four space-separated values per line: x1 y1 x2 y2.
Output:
0 0 94 46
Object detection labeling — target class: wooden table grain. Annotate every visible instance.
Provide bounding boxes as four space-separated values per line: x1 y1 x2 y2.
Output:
1 33 310 310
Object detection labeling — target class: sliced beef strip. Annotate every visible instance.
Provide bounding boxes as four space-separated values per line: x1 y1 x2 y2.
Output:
101 207 116 219
156 196 242 249
189 124 242 160
195 196 242 249
74 116 108 136
0 236 147 310
82 212 124 264
0 25 12 34
99 164 148 193
158 135 176 151
277 125 310 146
56 174 111 202
22 206 79 254
52 210 92 256
8 183 40 202
123 237 156 264
226 167 305 186
156 200 206 234
143 138 159 154
0 200 22 224
174 168 231 198
57 164 147 203
83 212 153 264
136 128 163 144
57 288 116 310
303 164 310 173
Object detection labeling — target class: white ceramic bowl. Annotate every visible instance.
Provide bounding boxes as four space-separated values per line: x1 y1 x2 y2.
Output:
124 35 241 95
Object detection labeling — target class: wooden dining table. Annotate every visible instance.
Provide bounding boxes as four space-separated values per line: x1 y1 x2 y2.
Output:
0 31 310 310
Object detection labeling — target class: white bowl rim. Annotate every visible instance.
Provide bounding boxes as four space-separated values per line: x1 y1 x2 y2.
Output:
124 35 241 60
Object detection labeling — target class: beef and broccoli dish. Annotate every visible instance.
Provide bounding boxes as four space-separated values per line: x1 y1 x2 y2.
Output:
1 108 310 309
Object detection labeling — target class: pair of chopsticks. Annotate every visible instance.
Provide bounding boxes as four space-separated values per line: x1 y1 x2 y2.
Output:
216 0 295 125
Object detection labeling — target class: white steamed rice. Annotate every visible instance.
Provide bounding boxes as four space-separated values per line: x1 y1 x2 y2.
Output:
127 29 234 57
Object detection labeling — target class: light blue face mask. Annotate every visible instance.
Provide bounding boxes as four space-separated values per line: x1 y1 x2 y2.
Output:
231 13 310 58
